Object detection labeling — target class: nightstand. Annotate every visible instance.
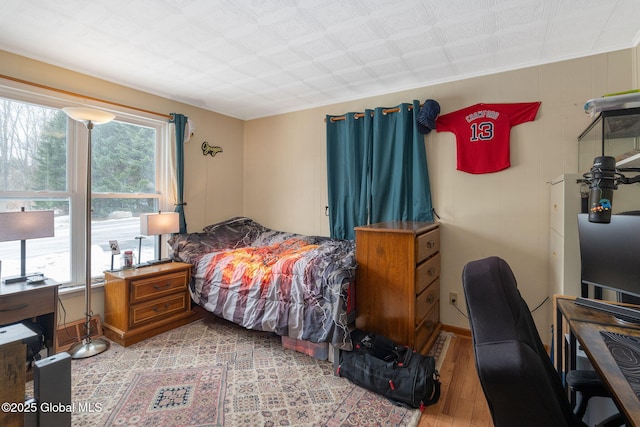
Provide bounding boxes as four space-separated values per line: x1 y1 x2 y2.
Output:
102 262 200 346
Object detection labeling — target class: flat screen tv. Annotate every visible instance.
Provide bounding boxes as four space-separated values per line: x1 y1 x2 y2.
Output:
578 213 640 299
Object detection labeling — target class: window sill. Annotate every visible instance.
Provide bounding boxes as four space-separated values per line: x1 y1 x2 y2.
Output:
58 280 105 297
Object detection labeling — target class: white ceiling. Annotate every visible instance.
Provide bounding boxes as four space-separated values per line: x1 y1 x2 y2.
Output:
1 0 639 120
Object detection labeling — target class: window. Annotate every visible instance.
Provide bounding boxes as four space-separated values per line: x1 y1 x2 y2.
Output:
0 91 170 286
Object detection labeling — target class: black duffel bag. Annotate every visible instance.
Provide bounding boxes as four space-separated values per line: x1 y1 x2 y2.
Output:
337 329 441 410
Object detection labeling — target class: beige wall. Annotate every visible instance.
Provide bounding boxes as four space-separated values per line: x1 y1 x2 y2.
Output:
636 43 640 86
244 49 635 343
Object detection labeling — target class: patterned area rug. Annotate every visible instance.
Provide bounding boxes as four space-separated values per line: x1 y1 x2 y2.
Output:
104 367 226 426
29 316 451 426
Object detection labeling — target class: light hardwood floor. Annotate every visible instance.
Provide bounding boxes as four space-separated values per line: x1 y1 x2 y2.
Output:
418 335 493 426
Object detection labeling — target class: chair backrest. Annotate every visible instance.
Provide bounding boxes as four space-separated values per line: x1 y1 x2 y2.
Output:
462 256 577 427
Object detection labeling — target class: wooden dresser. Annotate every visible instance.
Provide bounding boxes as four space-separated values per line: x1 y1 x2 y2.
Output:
103 262 199 346
355 221 441 354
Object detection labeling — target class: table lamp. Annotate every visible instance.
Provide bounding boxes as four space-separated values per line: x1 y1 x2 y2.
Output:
140 211 179 264
0 208 54 283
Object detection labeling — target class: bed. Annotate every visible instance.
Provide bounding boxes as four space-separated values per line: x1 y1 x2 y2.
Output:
167 217 356 352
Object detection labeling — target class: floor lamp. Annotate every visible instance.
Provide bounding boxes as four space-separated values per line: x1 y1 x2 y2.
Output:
63 106 115 359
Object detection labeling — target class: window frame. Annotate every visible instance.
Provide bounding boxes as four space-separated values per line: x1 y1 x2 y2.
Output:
0 84 173 288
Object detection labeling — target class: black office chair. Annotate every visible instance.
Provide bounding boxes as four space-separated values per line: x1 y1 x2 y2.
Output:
462 256 623 427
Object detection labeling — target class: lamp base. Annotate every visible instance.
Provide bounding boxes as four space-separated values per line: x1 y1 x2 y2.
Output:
68 336 110 359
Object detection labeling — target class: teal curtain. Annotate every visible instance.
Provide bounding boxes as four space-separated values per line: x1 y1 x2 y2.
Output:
370 100 433 223
326 111 372 240
326 101 433 239
170 113 188 233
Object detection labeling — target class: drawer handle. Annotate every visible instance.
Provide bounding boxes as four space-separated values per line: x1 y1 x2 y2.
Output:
426 240 436 249
152 303 170 312
0 303 29 312
425 320 434 329
153 283 172 290
426 295 435 304
427 267 436 277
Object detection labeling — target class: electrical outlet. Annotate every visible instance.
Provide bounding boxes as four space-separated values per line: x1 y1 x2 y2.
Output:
449 292 458 306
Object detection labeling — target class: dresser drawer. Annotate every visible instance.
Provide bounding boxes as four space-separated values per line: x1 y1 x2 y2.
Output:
415 304 440 351
416 253 440 294
415 278 439 326
0 288 55 325
130 293 188 328
130 271 188 303
415 228 440 263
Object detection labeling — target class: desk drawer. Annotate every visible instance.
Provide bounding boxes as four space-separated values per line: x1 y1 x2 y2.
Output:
416 228 440 263
0 288 55 324
416 253 440 295
129 293 188 328
415 278 439 326
130 272 188 303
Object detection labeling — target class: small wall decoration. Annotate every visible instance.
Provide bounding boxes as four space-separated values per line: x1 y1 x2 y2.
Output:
202 141 223 157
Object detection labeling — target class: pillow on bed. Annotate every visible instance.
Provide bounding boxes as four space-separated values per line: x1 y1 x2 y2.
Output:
167 232 236 265
170 217 268 264
202 216 267 241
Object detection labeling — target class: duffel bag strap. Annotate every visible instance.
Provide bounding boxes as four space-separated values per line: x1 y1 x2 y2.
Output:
421 370 441 409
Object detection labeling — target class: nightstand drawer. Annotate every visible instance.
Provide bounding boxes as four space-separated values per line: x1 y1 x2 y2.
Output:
130 294 188 327
0 287 55 324
415 278 439 325
415 228 440 263
130 271 188 303
416 253 440 295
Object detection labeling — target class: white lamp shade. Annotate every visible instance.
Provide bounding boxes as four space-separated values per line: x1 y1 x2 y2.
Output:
62 107 115 124
0 210 55 242
140 212 180 236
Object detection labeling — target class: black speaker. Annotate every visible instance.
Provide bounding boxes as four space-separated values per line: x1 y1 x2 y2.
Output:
34 351 72 427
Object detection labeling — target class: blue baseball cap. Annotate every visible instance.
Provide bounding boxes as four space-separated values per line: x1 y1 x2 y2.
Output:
417 99 440 134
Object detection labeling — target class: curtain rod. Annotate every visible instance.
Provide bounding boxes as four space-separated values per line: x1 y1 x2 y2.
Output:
325 103 423 123
0 73 172 120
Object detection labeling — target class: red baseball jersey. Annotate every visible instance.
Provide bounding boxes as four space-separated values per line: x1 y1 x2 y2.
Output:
435 102 541 174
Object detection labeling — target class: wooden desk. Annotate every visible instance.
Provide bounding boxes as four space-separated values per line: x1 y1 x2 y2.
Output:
0 279 59 357
555 296 640 425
